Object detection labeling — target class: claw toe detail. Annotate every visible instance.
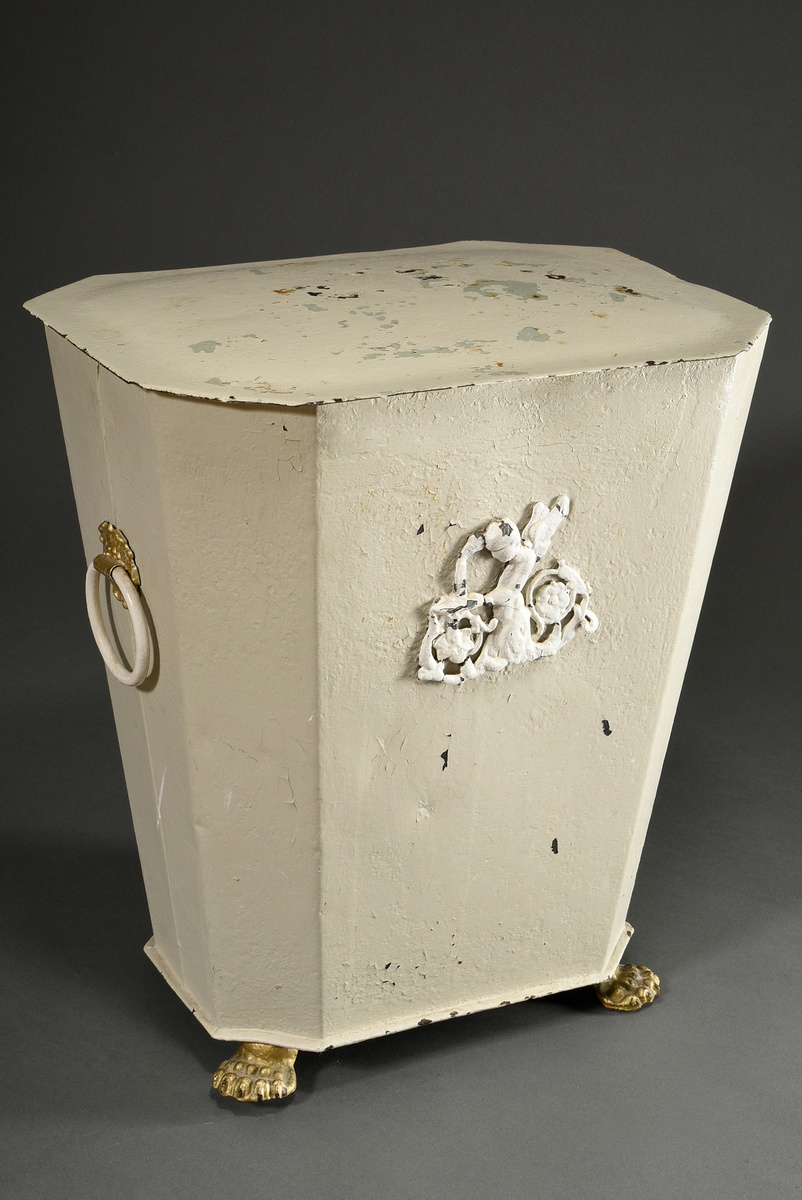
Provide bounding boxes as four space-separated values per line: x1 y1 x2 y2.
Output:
212 1043 298 1103
594 963 661 1011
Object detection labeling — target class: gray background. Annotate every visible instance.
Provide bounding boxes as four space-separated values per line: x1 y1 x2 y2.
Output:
2 3 800 1197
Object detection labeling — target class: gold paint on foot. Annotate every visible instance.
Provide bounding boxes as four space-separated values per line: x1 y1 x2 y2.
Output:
212 1042 298 1102
594 963 660 1011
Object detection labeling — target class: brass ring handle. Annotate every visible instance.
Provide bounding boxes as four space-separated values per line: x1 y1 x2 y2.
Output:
84 523 151 687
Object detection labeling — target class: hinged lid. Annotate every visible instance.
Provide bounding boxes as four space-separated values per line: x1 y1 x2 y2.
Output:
24 241 769 407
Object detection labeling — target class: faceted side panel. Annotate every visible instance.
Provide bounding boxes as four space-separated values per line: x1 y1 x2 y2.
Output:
315 343 764 1046
608 331 768 942
96 367 212 1012
53 346 324 1043
133 391 323 1043
47 334 181 976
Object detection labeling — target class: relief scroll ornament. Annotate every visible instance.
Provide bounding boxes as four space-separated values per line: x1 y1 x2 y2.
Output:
418 495 598 684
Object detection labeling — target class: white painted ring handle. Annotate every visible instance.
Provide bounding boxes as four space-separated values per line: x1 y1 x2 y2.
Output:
85 562 151 686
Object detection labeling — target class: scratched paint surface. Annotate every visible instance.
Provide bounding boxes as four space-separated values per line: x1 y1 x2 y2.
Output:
25 241 767 407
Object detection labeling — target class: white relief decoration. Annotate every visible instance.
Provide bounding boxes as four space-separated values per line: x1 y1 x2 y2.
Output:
418 495 598 684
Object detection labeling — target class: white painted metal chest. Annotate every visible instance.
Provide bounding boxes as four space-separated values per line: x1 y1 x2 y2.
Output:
26 242 769 1099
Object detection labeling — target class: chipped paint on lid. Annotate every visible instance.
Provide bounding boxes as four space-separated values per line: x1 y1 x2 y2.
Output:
24 241 770 406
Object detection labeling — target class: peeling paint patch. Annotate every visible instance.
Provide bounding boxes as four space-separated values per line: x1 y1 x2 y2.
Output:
303 303 326 312
551 838 559 854
189 340 221 353
474 363 531 377
602 719 612 736
517 327 550 342
395 345 456 358
465 279 546 302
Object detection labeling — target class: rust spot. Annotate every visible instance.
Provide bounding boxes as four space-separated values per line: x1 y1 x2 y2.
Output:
418 1018 433 1026
592 312 608 319
546 272 566 280
449 1010 459 1017
274 288 297 295
614 286 641 296
499 1000 511 1007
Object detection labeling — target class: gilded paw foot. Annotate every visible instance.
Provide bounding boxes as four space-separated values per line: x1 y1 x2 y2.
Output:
594 963 660 1011
212 1042 298 1102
